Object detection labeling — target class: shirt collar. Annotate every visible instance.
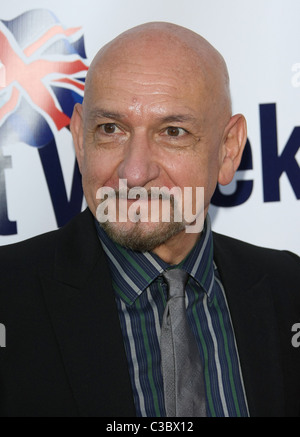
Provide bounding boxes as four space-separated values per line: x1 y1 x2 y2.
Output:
95 215 215 305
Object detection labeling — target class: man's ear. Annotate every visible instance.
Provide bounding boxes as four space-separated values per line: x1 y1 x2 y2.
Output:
218 114 247 186
70 103 84 173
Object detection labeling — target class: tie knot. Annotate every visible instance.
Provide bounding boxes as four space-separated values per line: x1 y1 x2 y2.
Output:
162 269 189 299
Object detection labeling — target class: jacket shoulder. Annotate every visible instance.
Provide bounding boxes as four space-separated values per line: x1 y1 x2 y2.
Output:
0 209 95 269
213 232 300 305
213 231 300 271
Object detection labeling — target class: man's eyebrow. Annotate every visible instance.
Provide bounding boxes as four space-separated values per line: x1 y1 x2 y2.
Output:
159 114 198 124
88 109 126 120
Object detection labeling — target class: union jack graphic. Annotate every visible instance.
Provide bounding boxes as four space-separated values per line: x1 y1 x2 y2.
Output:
0 9 89 148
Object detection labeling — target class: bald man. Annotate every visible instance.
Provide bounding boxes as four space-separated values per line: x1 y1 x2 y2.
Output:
0 23 299 418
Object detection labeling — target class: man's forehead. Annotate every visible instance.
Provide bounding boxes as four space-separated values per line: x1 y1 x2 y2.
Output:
91 61 199 94
84 56 203 113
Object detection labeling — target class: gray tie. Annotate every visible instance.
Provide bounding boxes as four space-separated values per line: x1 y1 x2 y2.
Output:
160 269 207 417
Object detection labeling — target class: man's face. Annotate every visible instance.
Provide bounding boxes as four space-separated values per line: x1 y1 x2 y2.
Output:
73 49 227 252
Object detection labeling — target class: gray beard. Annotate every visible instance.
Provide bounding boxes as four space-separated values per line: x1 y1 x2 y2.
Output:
99 219 186 252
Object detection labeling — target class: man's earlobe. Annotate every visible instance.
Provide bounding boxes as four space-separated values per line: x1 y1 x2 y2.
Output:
218 114 247 186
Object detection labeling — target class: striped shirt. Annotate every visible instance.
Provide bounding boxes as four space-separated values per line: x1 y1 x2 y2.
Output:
96 216 249 417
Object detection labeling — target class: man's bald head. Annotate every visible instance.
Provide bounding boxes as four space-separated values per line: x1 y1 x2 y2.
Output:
83 22 232 127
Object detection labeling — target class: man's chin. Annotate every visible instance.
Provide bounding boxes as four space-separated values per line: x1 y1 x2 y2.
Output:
99 220 186 252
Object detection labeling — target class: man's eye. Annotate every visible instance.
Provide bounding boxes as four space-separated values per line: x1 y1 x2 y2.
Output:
166 127 187 137
99 123 121 134
158 126 199 149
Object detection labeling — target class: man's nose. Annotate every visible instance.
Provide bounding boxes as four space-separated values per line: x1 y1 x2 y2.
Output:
117 133 160 188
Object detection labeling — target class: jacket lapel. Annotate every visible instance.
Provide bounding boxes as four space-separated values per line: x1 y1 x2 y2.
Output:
40 209 136 417
213 233 285 417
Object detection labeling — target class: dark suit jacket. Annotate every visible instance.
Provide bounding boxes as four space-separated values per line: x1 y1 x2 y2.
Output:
0 208 299 417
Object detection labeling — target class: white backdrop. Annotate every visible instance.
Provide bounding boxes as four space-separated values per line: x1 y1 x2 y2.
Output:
0 0 299 254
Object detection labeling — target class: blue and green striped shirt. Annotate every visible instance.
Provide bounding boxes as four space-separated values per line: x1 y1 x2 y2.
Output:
96 216 249 417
